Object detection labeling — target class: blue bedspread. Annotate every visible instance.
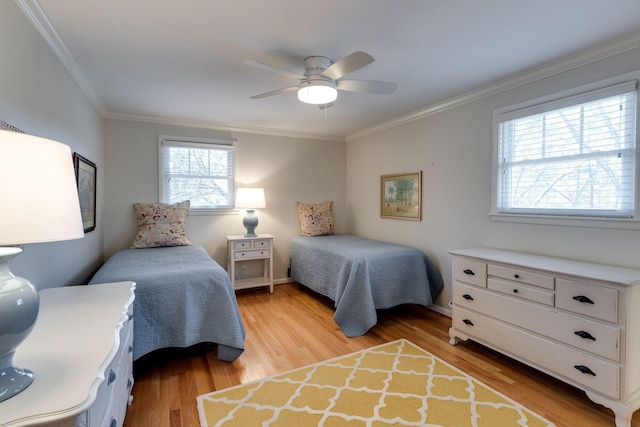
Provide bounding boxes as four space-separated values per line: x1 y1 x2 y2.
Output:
290 235 443 337
89 245 245 362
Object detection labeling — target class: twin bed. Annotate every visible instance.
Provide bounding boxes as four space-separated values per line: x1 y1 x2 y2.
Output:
290 234 443 336
89 245 246 362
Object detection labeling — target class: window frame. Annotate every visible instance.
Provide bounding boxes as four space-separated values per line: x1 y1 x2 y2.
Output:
158 135 237 214
491 78 640 230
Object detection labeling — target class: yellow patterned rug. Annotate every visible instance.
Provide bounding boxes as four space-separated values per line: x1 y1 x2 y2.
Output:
197 339 554 426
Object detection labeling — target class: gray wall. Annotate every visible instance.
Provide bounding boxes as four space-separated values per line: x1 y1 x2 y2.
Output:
103 119 346 280
347 47 640 313
0 2 104 289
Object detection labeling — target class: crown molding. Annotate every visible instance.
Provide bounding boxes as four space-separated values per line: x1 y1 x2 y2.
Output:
346 31 640 142
16 0 106 114
102 111 345 142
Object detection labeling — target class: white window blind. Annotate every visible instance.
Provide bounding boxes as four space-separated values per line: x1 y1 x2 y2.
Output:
496 81 637 218
159 136 235 210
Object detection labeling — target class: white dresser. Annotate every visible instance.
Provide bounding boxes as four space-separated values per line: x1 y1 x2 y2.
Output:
0 281 136 427
226 234 274 292
449 248 640 427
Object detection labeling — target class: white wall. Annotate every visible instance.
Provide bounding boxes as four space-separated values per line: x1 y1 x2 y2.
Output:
0 2 104 289
347 47 640 313
103 119 346 280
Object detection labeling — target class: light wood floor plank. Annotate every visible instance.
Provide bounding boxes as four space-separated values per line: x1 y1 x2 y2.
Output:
123 283 639 427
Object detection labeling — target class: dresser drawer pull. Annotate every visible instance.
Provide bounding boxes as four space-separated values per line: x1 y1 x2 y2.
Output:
574 365 596 376
462 319 474 326
573 295 595 304
462 294 474 301
108 369 117 385
574 330 596 341
514 274 520 279
463 269 475 276
513 289 519 293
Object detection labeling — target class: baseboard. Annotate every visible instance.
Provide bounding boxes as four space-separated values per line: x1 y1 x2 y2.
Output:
428 303 451 318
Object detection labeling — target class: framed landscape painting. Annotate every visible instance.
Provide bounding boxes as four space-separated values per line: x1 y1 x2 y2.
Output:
380 171 422 221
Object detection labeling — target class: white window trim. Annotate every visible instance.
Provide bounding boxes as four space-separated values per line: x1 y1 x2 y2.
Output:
490 75 640 230
158 135 237 215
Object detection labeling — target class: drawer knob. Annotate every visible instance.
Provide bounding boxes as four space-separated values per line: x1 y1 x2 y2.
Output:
463 319 474 326
514 274 520 279
462 294 474 301
574 365 596 376
574 331 596 341
573 295 595 304
463 269 475 276
513 289 519 293
108 369 117 385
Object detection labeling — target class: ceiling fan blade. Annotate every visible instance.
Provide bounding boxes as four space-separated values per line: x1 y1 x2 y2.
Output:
250 86 298 99
337 79 398 94
244 60 305 80
318 102 334 110
321 51 374 80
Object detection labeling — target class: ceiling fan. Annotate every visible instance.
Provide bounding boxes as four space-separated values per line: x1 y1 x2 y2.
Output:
245 51 397 109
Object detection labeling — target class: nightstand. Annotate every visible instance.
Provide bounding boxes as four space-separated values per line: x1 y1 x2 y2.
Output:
226 234 274 293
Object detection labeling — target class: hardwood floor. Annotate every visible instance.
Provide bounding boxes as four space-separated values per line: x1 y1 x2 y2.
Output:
123 283 639 427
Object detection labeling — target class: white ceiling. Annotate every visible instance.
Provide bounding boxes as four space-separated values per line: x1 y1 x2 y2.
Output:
19 0 640 140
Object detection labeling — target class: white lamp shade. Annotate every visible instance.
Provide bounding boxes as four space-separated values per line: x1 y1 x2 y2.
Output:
0 130 85 245
235 187 266 209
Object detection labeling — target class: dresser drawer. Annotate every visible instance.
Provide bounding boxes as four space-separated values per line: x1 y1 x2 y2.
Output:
453 282 620 361
453 307 620 398
556 279 618 324
488 264 554 290
487 277 554 306
235 249 271 260
452 258 486 287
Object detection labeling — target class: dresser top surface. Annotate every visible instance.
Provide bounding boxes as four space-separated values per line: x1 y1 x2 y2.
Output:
450 247 640 286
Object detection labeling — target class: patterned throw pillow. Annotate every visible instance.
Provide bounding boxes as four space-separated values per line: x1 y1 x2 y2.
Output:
130 201 191 248
296 201 334 236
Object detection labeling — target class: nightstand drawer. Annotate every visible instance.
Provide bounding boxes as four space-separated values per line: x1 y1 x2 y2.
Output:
234 241 252 250
235 249 270 260
252 239 271 249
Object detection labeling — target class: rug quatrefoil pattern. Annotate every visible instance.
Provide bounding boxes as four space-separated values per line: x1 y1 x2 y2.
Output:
197 339 554 426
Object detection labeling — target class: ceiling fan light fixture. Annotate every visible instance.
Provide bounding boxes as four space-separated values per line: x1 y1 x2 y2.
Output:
297 79 337 105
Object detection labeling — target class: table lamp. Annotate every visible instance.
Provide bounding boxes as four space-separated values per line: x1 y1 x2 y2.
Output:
0 129 84 402
235 188 266 237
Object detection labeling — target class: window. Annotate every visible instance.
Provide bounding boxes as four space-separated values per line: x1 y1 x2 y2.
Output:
494 81 637 219
159 136 236 210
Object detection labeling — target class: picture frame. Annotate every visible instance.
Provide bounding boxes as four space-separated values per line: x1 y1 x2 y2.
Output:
380 171 422 221
73 153 97 233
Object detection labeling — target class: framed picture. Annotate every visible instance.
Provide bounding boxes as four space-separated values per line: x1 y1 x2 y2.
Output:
73 153 97 233
380 171 422 221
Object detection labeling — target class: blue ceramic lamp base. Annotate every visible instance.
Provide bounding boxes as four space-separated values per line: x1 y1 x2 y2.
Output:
242 209 259 237
0 247 39 402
